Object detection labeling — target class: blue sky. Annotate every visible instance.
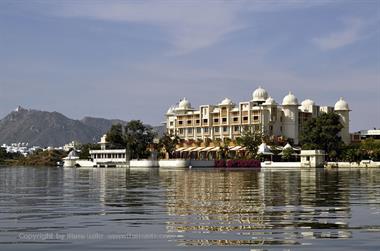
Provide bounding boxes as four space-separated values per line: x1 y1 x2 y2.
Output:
0 0 379 131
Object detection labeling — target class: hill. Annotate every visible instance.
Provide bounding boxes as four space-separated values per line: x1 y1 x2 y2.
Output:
0 107 128 147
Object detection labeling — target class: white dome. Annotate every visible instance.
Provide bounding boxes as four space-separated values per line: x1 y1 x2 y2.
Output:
282 91 299 106
178 98 191 110
334 97 349 111
283 143 292 149
252 86 269 102
257 142 272 154
263 96 276 106
301 99 315 107
166 106 175 115
220 97 233 106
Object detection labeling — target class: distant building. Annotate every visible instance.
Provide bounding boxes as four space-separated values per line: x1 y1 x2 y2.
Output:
165 87 350 145
89 134 127 167
351 129 380 143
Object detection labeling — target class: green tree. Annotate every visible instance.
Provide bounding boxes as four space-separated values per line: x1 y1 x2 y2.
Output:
281 147 294 161
340 144 362 163
159 133 180 159
300 112 344 160
78 143 100 159
204 137 212 147
125 120 155 159
106 124 125 149
240 129 262 159
360 138 380 161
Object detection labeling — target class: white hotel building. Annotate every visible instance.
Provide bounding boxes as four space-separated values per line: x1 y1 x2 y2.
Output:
165 87 350 145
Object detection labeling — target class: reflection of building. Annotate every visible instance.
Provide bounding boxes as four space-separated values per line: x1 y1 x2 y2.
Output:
165 87 350 144
161 169 352 247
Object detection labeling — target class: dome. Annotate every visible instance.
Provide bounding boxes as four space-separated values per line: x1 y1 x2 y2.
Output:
67 150 79 159
219 97 233 106
334 97 349 111
252 86 269 102
166 106 175 115
282 91 299 106
283 143 292 149
257 142 273 155
301 99 315 107
263 96 276 106
178 98 191 110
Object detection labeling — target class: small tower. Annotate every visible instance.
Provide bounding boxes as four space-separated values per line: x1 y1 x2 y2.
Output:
334 97 350 144
282 92 299 144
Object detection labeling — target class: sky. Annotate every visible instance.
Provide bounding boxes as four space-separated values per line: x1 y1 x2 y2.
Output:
0 0 379 131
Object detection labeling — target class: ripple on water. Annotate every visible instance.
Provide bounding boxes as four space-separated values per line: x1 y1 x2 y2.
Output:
0 167 379 250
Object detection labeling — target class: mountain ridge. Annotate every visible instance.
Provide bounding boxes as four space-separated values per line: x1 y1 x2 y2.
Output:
0 107 129 147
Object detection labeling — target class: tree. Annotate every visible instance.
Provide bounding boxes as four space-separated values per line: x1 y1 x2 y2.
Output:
106 124 125 149
204 137 212 147
124 120 155 159
300 112 344 160
239 129 262 159
360 138 380 161
340 144 362 163
78 143 100 159
282 147 294 161
159 133 180 159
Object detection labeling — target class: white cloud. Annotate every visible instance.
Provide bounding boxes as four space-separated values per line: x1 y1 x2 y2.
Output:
312 18 366 50
52 1 245 55
49 0 330 55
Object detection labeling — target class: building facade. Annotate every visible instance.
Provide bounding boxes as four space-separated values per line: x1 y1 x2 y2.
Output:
165 87 350 145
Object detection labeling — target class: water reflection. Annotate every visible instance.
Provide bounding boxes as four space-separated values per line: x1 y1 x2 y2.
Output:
0 167 379 250
160 169 376 247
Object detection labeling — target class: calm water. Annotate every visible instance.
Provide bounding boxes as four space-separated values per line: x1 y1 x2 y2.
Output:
0 166 379 251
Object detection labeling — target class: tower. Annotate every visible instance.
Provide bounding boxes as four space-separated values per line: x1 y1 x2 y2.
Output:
282 92 299 144
334 97 350 144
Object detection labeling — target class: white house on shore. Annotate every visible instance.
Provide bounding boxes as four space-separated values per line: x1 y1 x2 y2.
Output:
165 87 350 145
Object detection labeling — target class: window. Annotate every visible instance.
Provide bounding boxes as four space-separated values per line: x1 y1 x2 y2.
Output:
187 128 193 134
203 119 208 123
179 128 184 134
187 120 192 125
223 126 228 132
280 126 282 132
233 117 238 122
169 121 173 126
204 127 209 133
243 116 248 121
196 128 201 133
214 127 220 133
234 126 240 132
196 119 200 124
253 115 259 120
222 118 227 122
214 118 219 123
179 121 183 125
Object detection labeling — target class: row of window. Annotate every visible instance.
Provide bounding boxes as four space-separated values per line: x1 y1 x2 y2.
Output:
175 116 263 125
177 125 263 135
92 153 126 159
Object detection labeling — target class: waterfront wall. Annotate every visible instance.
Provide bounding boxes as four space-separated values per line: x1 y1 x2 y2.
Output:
190 160 214 167
159 159 190 168
261 161 301 168
326 161 380 168
130 159 159 168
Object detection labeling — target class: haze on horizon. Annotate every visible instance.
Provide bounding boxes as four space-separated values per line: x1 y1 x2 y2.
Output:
0 0 379 131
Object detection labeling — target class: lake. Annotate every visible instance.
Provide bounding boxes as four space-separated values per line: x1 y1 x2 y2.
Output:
0 166 379 250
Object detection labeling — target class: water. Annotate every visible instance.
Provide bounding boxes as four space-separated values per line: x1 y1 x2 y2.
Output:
0 166 379 250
